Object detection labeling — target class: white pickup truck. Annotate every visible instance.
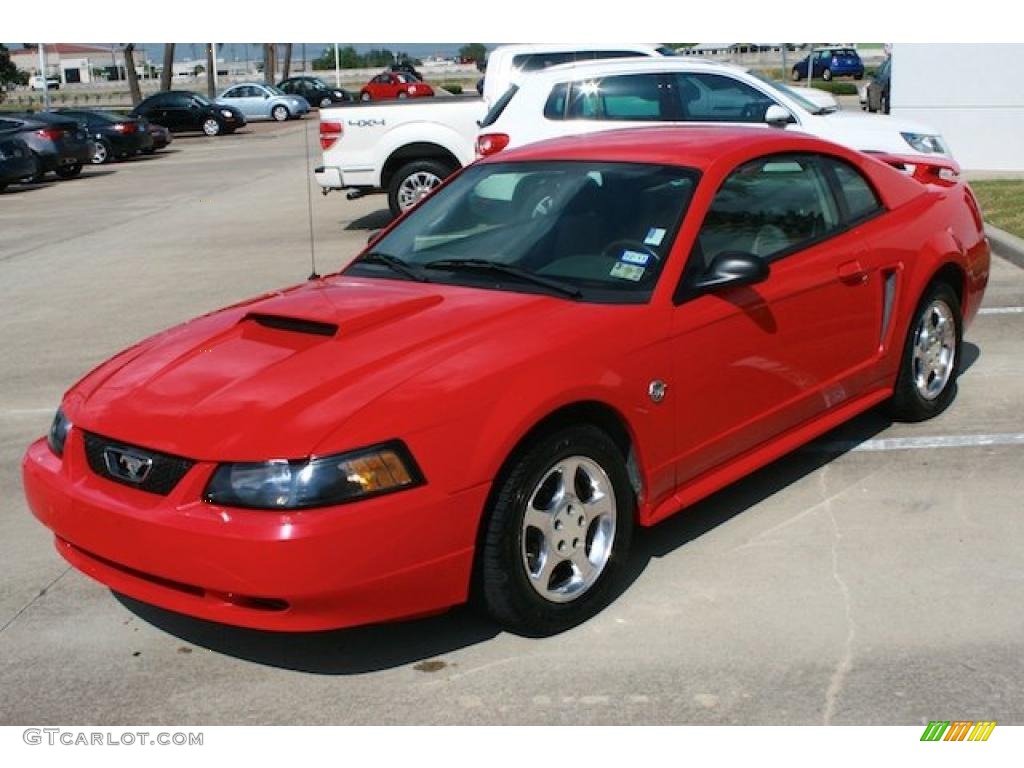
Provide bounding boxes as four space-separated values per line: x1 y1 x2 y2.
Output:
315 97 484 216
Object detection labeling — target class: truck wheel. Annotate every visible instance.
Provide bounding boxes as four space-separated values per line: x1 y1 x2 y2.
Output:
387 159 453 216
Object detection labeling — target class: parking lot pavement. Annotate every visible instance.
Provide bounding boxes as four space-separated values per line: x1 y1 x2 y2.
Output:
1 129 1022 724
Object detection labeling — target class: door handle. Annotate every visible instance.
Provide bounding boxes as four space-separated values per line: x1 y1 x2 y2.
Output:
837 260 867 285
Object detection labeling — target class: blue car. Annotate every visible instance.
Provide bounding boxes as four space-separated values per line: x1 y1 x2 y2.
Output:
791 47 865 81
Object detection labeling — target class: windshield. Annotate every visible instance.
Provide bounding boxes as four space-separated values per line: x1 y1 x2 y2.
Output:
191 93 212 106
346 161 699 303
747 71 824 114
264 85 285 96
311 78 329 89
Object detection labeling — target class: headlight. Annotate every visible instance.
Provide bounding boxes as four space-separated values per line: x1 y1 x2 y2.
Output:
203 442 423 509
220 109 233 118
48 407 72 457
901 132 947 154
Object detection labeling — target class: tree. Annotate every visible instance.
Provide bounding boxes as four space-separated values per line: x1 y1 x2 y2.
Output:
160 43 175 91
205 43 216 97
282 43 293 79
458 43 487 68
0 43 28 89
263 43 276 85
123 44 142 105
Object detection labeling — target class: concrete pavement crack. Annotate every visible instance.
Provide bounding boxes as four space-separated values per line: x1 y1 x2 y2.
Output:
0 566 71 636
822 469 856 725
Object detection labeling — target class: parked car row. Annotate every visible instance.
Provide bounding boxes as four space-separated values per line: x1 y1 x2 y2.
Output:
316 46 949 217
0 106 177 192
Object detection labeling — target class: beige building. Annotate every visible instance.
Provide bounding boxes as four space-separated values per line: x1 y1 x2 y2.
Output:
9 44 149 85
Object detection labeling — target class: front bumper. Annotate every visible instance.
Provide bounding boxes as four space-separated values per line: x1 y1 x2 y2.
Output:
23 432 486 631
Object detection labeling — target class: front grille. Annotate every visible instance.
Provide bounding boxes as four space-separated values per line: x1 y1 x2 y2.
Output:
83 432 195 496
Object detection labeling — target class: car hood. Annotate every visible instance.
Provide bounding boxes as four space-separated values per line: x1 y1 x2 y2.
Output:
66 275 570 461
812 110 945 153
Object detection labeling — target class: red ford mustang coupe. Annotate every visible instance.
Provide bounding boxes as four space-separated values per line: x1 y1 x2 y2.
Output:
23 126 989 636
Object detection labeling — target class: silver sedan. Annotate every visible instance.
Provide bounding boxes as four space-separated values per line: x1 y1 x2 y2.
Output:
217 83 310 122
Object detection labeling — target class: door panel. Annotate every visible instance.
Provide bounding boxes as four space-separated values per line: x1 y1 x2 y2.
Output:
668 153 882 487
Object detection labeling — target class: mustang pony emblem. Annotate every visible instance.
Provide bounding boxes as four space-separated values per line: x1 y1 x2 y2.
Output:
103 448 153 484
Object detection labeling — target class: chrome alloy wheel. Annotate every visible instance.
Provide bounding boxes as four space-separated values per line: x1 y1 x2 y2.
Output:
521 456 617 604
396 170 442 211
91 141 109 164
912 298 957 400
202 118 220 136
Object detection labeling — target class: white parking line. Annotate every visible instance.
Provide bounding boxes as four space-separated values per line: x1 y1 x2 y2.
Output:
816 432 1024 453
978 306 1024 315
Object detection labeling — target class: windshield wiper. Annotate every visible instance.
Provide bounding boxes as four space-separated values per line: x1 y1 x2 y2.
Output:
355 251 430 282
422 258 582 299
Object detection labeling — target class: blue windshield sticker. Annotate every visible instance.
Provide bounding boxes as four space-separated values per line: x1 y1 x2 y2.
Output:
610 262 645 282
620 249 650 266
644 227 666 246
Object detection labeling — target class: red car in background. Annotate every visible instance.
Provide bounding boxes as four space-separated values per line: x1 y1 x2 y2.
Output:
359 71 434 101
23 127 989 637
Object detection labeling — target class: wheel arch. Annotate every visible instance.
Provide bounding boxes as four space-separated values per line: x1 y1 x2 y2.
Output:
468 398 644 601
381 142 460 191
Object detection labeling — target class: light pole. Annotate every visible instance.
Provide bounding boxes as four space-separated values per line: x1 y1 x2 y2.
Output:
334 43 341 88
38 43 50 110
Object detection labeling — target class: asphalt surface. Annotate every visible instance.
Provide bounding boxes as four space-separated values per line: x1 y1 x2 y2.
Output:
1 119 1022 725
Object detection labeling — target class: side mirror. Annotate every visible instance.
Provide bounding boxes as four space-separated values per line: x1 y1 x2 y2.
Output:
765 104 794 128
692 251 769 292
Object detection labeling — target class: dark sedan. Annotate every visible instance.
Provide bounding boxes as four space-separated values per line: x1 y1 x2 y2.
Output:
0 136 37 192
130 91 245 136
55 109 154 164
0 113 92 180
277 77 352 108
867 57 891 114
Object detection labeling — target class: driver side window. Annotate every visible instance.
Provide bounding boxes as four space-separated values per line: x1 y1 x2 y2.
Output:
674 73 776 123
695 153 840 270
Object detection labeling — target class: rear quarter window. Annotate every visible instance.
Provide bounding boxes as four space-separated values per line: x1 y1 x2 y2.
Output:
828 159 884 223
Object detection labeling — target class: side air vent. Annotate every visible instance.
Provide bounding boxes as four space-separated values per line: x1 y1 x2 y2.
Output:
245 313 338 337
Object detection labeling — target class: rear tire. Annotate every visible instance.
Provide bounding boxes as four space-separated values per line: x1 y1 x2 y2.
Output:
55 164 82 179
887 281 962 422
822 68 833 81
91 139 112 165
791 67 801 81
386 158 452 216
360 91 371 102
476 424 635 636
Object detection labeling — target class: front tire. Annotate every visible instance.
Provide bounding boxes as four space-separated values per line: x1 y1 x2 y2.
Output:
360 91 371 102
791 67 801 81
477 424 635 636
822 67 833 81
202 118 222 136
386 159 452 216
55 163 82 179
271 104 289 122
888 281 963 422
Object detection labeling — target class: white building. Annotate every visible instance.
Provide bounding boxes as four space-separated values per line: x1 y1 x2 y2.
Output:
892 43 1024 172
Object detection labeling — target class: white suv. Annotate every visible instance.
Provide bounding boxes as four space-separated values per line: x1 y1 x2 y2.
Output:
477 58 951 160
481 44 677 107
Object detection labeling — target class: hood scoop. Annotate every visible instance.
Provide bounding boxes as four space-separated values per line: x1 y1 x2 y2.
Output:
244 313 338 337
